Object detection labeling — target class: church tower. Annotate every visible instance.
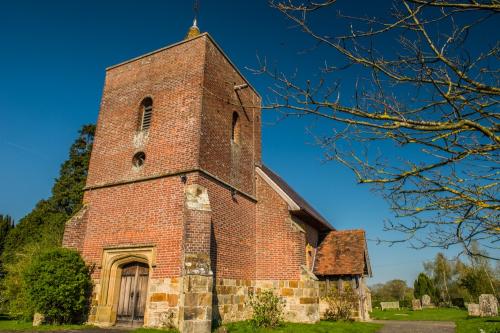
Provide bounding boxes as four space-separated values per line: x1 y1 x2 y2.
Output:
63 23 261 332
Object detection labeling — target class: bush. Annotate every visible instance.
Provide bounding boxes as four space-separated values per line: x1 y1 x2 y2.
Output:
23 248 92 324
1 243 48 319
451 297 465 309
322 284 358 321
246 290 285 328
399 299 412 308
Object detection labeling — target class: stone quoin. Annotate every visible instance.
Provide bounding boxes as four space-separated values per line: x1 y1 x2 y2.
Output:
62 22 372 332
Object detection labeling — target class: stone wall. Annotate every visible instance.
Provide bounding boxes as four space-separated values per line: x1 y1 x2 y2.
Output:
146 278 181 328
179 275 213 333
213 278 320 325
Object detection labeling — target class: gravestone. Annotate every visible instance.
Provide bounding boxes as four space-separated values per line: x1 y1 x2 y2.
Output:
32 313 44 326
479 294 498 317
412 299 422 311
468 303 480 317
380 301 400 310
421 294 432 307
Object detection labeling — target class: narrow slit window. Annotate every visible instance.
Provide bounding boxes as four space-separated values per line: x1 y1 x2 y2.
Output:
231 111 240 144
140 98 153 131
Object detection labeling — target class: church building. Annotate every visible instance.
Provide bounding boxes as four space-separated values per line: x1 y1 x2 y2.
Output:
63 21 372 333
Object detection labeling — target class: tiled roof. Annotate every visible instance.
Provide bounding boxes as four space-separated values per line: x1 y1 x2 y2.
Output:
261 165 333 231
314 230 371 276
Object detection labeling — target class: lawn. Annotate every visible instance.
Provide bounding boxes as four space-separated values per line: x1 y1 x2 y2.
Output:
371 308 500 333
0 319 381 333
0 317 177 332
370 307 467 321
222 320 382 333
456 317 500 333
0 320 93 331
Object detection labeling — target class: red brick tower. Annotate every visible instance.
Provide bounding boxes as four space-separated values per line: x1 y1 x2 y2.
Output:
62 20 362 332
63 23 261 332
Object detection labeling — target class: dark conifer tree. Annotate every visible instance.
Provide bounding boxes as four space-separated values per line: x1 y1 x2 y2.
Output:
2 124 95 264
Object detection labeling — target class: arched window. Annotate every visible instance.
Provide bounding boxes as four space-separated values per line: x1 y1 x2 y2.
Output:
140 97 153 131
231 112 240 144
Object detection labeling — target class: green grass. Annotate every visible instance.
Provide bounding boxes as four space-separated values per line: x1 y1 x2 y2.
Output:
0 318 379 333
370 307 468 321
371 308 500 333
0 319 94 331
0 316 178 332
222 320 382 333
456 317 500 333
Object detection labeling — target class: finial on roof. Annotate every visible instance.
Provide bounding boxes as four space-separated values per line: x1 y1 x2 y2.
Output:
185 18 201 39
185 0 201 39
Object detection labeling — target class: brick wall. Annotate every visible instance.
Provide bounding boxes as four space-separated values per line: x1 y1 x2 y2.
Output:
81 177 186 279
62 205 89 252
86 37 206 188
200 38 261 196
255 173 305 280
197 173 256 280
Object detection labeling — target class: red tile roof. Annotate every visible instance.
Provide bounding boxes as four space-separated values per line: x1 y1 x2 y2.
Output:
314 230 371 276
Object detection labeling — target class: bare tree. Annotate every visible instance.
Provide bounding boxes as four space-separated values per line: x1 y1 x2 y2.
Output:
255 0 499 258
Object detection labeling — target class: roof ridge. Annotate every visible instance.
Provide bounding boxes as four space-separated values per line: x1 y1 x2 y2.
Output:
260 165 333 230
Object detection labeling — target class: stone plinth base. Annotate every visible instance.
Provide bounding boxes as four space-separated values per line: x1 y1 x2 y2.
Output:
179 275 213 333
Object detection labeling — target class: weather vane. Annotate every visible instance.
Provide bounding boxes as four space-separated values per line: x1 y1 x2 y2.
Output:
193 0 199 22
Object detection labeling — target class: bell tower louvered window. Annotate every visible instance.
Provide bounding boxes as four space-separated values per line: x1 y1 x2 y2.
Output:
140 97 153 131
231 111 240 144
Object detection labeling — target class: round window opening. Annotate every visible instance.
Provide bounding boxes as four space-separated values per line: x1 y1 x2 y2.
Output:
132 152 146 168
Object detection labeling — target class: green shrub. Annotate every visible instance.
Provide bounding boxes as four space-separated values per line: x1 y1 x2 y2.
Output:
24 248 92 324
322 284 358 321
1 242 47 319
246 290 285 328
451 297 465 309
399 299 412 308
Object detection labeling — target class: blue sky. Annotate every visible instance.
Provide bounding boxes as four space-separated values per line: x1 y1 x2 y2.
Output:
0 0 472 285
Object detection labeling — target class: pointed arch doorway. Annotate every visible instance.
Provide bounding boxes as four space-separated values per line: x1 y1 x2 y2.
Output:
116 262 149 325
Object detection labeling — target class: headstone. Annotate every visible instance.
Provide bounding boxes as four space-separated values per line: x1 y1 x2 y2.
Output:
421 295 432 307
380 301 400 310
32 313 44 326
468 303 480 317
412 299 422 311
479 294 498 317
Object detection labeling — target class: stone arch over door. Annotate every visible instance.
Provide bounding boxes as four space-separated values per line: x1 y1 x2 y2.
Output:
94 246 156 327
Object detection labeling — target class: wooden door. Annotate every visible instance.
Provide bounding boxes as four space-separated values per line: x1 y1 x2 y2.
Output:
117 262 149 324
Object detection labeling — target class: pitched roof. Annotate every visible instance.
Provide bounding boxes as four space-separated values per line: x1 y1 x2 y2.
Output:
314 230 371 277
259 165 333 231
